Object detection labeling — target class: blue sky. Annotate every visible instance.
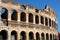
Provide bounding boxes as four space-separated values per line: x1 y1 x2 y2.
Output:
13 0 60 32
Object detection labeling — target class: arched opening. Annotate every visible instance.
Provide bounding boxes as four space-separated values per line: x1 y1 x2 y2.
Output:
1 8 8 19
35 9 39 13
50 34 52 40
35 15 39 24
53 34 54 40
46 33 49 40
41 16 44 24
49 19 51 26
20 12 26 22
29 32 34 40
20 31 26 40
29 13 33 23
11 31 17 40
11 10 17 21
45 17 48 26
36 32 40 40
20 5 26 10
0 30 8 40
41 33 45 40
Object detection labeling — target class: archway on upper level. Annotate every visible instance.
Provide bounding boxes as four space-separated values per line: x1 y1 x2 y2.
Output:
11 10 17 21
29 13 33 23
11 31 17 40
35 15 39 24
41 33 45 40
49 19 51 26
20 12 26 22
1 8 8 20
29 32 34 40
41 16 44 24
45 17 48 26
20 31 26 40
0 30 8 40
36 32 40 40
46 33 49 40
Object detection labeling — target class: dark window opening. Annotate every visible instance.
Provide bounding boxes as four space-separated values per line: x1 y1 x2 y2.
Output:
41 33 45 40
11 31 17 40
35 9 39 13
36 32 40 40
20 12 26 22
35 15 39 24
0 30 8 40
20 31 26 40
1 8 8 19
49 19 51 26
45 18 48 26
29 32 34 40
46 33 49 40
20 5 26 10
11 10 17 21
29 13 33 23
41 16 44 24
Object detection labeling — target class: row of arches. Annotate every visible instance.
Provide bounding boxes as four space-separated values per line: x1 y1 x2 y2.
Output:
0 30 56 40
1 8 57 28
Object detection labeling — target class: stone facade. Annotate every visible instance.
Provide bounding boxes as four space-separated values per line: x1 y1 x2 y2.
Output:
0 0 58 40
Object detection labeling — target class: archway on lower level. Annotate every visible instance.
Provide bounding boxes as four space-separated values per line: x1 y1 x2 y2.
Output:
29 32 34 40
0 30 8 40
46 33 49 40
11 31 17 40
20 31 26 40
50 34 52 40
36 32 40 40
41 33 45 40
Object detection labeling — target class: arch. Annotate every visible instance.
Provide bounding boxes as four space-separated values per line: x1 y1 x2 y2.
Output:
20 5 26 10
11 10 17 21
20 31 26 40
11 31 17 40
46 33 49 40
53 34 54 40
29 32 34 40
41 16 44 24
50 34 52 40
45 17 48 26
20 12 26 22
1 8 8 19
49 19 51 26
36 32 40 40
29 13 33 23
41 33 45 40
35 15 39 24
0 30 8 40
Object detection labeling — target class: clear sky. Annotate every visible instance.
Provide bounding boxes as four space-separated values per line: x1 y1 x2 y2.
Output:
13 0 60 32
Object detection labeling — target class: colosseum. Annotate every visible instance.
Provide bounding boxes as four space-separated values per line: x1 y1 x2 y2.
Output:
0 0 58 40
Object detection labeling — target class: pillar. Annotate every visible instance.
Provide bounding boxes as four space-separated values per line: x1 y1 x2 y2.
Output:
33 15 35 24
8 31 11 40
8 9 11 21
26 13 28 23
34 33 36 40
17 11 20 22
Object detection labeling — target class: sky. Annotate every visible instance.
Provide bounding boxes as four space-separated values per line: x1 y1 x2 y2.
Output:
13 0 60 32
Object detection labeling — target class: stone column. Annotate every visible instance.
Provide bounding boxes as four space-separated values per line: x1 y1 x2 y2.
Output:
49 34 50 40
8 31 11 40
33 15 35 24
17 11 20 22
8 9 11 21
44 17 45 26
39 15 41 25
45 33 46 40
26 13 28 23
48 18 49 27
26 32 29 40
17 31 20 40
